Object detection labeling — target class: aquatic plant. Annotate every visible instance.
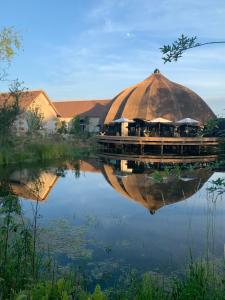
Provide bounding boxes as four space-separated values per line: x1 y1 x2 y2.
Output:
207 177 225 197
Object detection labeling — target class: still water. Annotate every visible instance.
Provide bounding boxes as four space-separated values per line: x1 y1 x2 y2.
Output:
1 156 225 284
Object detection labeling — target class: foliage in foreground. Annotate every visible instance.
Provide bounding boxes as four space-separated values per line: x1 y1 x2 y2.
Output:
12 262 225 300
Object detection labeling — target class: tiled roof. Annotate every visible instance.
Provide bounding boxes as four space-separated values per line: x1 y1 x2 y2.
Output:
0 90 41 111
52 99 111 119
0 90 60 116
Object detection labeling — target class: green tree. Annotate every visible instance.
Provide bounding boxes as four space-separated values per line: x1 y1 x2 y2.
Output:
0 28 23 143
57 120 68 134
0 80 25 143
0 27 21 80
70 116 82 135
25 107 44 135
160 34 225 63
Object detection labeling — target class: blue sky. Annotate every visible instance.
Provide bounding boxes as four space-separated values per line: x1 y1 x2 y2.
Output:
0 0 224 114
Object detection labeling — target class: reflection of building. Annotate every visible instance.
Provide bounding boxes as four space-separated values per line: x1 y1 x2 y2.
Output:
9 169 59 201
8 160 102 201
7 158 213 213
102 161 213 213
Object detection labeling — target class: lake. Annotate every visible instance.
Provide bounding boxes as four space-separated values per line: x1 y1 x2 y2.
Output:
1 156 225 287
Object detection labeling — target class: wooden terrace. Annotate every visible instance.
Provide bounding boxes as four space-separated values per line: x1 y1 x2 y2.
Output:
97 135 219 155
97 135 218 146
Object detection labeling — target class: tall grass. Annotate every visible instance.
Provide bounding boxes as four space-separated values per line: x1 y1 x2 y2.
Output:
0 135 97 166
13 260 225 299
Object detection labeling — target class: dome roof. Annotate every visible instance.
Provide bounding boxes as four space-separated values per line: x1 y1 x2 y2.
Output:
104 71 216 124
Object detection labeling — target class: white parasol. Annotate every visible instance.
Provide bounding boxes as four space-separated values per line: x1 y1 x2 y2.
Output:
148 117 173 135
176 118 199 125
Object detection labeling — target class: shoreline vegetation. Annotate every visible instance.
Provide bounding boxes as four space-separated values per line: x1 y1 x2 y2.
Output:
0 134 98 166
0 134 224 171
0 139 225 175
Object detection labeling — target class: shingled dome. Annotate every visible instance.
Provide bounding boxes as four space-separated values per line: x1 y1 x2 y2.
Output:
104 71 215 124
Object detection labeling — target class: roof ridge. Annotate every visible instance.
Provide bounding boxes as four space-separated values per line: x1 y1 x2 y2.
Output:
52 99 110 103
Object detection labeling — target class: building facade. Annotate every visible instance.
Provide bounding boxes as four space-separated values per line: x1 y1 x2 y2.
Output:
0 90 59 134
52 99 111 132
0 90 111 134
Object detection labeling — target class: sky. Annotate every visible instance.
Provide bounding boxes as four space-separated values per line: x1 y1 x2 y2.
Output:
0 0 224 115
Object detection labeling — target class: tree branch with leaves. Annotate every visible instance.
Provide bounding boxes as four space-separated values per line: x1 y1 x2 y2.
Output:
0 27 21 80
160 34 225 63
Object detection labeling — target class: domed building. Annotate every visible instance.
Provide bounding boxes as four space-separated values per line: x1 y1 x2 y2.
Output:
104 69 215 124
98 70 218 155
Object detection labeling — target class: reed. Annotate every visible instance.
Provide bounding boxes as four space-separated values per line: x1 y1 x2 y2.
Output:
0 135 97 166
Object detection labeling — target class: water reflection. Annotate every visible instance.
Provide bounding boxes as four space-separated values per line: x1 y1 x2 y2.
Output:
1 160 101 202
1 157 214 214
0 156 225 283
102 159 213 214
9 168 59 201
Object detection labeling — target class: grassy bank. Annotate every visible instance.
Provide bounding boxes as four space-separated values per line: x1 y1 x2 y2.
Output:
0 134 98 166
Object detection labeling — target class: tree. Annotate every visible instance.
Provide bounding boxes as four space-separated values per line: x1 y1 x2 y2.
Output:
0 27 21 80
160 34 225 63
0 80 25 143
25 107 44 135
0 28 23 143
203 118 225 137
56 120 68 134
70 116 82 135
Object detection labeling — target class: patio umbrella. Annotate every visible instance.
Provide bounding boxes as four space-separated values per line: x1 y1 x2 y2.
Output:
148 117 172 123
148 117 172 135
112 117 135 123
176 118 200 136
176 118 199 125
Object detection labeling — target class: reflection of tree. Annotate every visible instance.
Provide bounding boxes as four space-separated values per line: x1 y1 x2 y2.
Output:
73 160 80 178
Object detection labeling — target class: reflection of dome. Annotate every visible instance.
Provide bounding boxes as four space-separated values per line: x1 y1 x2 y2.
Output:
104 71 215 124
102 164 212 212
